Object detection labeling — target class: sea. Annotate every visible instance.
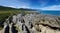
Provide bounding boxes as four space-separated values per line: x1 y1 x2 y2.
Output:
39 10 60 16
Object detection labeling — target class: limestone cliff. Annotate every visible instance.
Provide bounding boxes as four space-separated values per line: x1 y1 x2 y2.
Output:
0 13 60 33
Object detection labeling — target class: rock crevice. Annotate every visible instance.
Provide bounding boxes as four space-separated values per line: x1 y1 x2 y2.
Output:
0 14 60 33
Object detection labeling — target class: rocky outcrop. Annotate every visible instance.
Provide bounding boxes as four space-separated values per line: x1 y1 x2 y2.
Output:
24 14 60 33
0 13 60 33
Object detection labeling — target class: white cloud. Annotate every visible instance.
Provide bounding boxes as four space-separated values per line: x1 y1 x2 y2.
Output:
38 0 48 7
3 5 30 8
19 5 30 8
0 0 30 8
40 5 60 10
13 0 30 8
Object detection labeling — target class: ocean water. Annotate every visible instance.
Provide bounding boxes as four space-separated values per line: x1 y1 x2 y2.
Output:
40 11 60 16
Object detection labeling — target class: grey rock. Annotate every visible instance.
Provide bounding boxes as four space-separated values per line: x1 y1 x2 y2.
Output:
1 13 60 33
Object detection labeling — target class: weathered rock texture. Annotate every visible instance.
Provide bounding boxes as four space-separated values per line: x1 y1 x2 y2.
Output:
0 13 60 33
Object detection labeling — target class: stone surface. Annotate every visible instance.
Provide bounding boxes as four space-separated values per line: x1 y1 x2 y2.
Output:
0 13 60 33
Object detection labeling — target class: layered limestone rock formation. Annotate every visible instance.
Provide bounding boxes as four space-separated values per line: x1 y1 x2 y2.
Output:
0 13 60 33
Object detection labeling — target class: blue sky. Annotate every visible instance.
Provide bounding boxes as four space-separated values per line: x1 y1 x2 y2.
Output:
0 0 60 10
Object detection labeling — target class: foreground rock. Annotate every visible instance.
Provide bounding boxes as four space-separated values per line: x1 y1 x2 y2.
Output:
24 14 60 33
0 13 60 33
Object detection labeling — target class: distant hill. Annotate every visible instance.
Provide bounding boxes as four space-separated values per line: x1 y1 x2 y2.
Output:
0 6 17 11
0 6 37 11
19 8 37 11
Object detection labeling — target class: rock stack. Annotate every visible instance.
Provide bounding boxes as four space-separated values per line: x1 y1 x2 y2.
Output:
0 13 60 33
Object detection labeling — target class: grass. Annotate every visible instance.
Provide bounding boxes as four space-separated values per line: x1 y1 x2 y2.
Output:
0 10 21 30
0 9 36 23
0 10 34 23
0 11 21 22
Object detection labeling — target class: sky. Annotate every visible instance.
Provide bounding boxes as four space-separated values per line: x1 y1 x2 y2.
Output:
0 0 60 10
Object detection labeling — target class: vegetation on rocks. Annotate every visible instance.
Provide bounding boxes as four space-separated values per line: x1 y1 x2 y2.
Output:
0 6 60 33
0 6 38 30
0 6 37 22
